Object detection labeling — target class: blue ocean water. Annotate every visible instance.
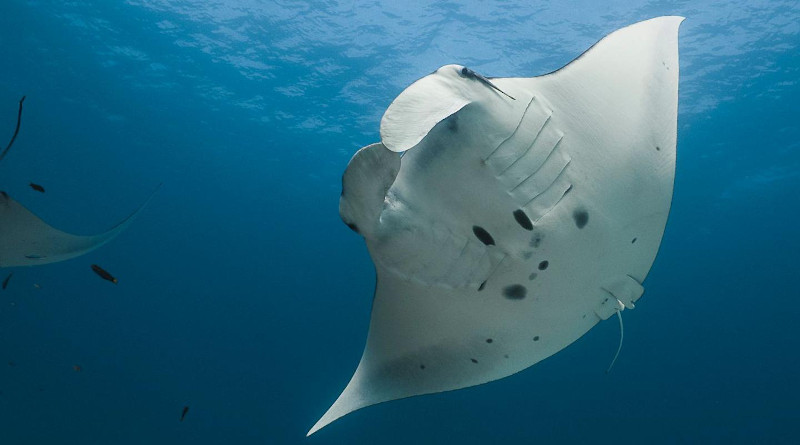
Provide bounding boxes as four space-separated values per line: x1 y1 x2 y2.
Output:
0 0 798 443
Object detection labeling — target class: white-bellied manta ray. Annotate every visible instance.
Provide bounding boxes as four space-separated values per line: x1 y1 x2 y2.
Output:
310 16 684 435
0 97 156 268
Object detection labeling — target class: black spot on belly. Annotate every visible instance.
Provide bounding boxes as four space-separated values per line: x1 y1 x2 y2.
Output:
529 233 543 248
471 358 478 363
447 114 459 132
502 284 527 300
420 364 426 370
346 222 360 234
533 336 540 341
478 280 486 291
538 260 549 271
486 338 493 344
656 146 661 151
504 354 509 359
631 237 637 244
513 209 533 231
528 272 537 281
473 226 495 246
573 209 589 229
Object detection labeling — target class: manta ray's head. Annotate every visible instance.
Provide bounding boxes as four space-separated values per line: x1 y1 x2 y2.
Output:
380 64 518 153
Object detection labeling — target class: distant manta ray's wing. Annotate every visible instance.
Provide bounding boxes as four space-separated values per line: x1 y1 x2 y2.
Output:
0 188 158 268
309 16 683 435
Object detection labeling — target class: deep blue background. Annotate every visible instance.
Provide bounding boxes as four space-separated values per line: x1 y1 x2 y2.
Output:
0 1 798 444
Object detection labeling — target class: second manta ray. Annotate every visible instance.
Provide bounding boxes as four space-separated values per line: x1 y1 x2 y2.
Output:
0 97 156 268
310 16 684 434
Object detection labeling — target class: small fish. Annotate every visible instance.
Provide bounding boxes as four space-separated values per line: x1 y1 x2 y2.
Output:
91 264 118 284
180 405 189 422
73 365 82 372
2 272 11 290
29 182 45 193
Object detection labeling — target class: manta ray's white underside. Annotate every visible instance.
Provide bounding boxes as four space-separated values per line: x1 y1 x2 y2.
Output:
310 16 683 435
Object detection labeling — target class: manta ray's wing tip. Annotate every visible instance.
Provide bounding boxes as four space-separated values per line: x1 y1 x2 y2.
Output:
306 417 329 437
657 15 686 29
305 403 341 437
306 398 348 436
307 377 374 436
305 424 320 437
650 15 684 22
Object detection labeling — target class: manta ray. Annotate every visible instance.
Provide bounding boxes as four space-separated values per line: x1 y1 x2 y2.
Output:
309 16 684 435
0 97 153 268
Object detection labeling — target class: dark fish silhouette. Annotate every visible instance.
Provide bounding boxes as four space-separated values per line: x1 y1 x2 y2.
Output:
91 264 118 284
0 96 24 163
2 272 11 290
180 405 189 422
29 183 45 193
